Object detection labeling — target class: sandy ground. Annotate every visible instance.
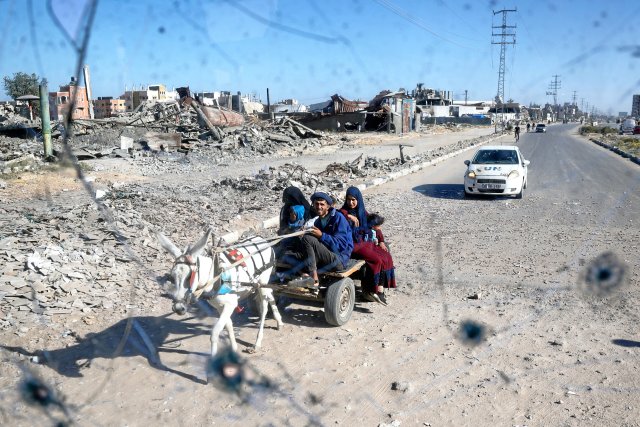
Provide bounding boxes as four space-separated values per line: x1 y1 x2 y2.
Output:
1 126 638 427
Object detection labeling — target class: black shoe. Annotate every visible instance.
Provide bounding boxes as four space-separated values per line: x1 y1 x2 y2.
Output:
362 292 377 303
370 292 387 306
377 292 388 306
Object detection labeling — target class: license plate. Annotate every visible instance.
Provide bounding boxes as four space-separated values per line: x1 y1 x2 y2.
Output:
479 184 502 189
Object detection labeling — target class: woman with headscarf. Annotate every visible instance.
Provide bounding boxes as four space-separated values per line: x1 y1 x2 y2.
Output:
339 186 396 305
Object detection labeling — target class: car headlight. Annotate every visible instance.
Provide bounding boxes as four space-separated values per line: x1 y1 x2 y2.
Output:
508 170 519 179
467 170 476 179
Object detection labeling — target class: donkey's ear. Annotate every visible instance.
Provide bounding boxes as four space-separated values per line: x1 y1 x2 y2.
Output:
157 232 182 258
189 228 212 257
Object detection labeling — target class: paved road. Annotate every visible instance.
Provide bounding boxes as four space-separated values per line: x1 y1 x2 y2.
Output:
356 122 640 425
376 123 640 204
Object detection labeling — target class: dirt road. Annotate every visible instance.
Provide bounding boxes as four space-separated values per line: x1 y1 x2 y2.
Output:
1 124 638 426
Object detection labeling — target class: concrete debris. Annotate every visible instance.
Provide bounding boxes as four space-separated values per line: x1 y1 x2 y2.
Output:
0 201 162 331
140 132 181 151
1 100 337 177
0 102 41 130
120 136 134 150
1 153 41 174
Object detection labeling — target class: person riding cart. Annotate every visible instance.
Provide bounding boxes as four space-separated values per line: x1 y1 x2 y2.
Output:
279 192 353 287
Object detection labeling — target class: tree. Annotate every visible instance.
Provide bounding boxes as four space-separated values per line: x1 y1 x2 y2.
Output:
3 72 47 100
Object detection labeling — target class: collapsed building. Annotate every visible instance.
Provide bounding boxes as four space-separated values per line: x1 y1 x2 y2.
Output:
300 91 418 134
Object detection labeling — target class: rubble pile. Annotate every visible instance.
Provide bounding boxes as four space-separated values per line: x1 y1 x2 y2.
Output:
207 131 494 198
216 163 321 192
0 202 165 332
0 103 39 130
0 96 339 178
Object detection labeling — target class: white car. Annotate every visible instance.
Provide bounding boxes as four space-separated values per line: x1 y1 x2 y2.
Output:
463 145 530 199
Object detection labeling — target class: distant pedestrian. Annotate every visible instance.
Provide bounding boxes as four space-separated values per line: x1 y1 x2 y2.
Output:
514 125 520 142
526 123 531 132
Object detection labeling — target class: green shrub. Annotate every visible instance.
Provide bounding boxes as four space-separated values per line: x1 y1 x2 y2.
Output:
580 125 618 135
580 126 598 134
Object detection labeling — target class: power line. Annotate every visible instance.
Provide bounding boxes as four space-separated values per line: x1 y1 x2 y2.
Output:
491 8 516 124
546 74 561 106
375 0 470 48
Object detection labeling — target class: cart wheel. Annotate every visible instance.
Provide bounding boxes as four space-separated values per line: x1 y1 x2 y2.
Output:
324 277 355 326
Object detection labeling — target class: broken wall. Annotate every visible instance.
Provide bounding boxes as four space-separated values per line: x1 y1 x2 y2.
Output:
301 112 366 132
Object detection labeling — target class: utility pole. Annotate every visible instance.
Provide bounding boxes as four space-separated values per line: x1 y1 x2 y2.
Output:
38 83 52 159
571 91 577 106
492 8 516 131
546 75 561 107
464 89 468 106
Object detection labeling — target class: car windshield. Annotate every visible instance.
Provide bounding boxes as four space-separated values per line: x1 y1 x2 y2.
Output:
472 149 519 164
537 124 545 128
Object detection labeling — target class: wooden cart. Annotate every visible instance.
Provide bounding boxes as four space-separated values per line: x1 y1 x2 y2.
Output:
266 259 366 326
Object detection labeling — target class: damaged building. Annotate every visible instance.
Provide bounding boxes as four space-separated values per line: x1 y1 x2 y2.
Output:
364 90 417 134
196 91 264 114
48 77 91 121
302 91 418 134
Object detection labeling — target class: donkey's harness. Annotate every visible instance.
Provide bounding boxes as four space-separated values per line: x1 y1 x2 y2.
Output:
173 230 307 299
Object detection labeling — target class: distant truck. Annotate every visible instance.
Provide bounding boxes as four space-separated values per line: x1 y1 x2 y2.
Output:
620 118 637 134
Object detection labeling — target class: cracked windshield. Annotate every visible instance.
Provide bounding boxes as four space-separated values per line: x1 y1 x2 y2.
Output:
1 0 638 426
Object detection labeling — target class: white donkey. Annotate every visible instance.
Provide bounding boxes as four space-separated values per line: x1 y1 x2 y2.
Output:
158 228 283 356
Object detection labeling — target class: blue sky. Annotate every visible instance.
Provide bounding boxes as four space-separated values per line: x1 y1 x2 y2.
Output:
1 0 639 114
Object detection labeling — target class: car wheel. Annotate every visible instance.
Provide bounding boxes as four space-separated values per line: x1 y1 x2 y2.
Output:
516 185 524 199
464 191 473 199
523 178 527 189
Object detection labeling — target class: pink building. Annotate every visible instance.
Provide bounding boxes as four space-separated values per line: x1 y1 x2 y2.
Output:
48 77 90 121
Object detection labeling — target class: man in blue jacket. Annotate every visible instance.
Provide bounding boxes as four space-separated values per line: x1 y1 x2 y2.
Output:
285 192 353 286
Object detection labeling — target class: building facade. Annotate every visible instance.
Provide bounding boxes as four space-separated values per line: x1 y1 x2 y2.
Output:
94 97 126 118
120 84 177 111
631 94 640 118
121 89 154 112
48 77 90 121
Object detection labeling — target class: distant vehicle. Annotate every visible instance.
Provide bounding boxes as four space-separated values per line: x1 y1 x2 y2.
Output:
535 123 546 133
620 119 637 134
633 125 640 135
463 145 530 199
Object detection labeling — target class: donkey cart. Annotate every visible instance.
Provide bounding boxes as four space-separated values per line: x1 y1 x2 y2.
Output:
265 259 366 327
